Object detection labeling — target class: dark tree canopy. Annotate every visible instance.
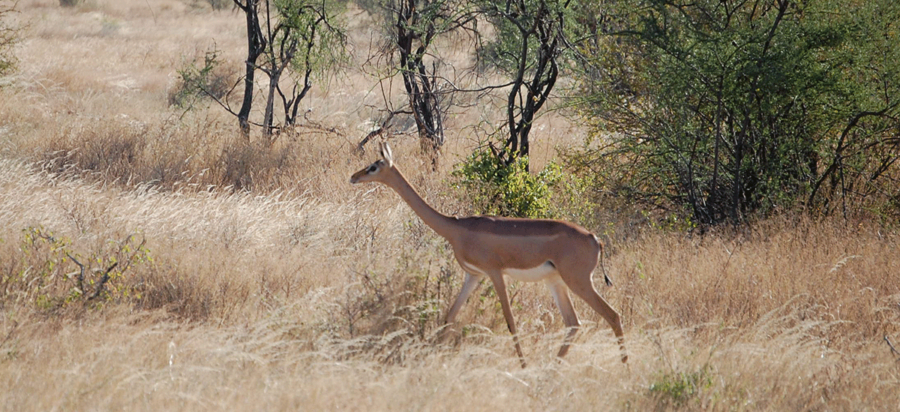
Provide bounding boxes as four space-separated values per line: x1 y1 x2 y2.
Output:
573 0 900 225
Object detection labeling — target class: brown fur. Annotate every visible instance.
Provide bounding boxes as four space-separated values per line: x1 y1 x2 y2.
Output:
351 143 626 366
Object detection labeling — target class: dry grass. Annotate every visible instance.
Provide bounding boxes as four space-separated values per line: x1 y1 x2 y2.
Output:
1 1 899 411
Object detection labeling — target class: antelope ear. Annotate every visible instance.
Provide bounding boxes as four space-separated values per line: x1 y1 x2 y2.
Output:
380 142 394 167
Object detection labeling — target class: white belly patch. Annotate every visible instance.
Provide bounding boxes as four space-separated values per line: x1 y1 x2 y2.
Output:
503 262 557 282
458 260 559 283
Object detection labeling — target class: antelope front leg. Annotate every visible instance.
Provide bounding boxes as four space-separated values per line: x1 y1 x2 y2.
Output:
440 272 483 341
488 272 527 368
445 273 483 325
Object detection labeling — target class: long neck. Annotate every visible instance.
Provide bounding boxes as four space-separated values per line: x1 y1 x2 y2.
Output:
383 167 458 240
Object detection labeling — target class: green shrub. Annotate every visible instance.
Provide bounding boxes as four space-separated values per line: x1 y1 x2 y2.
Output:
169 48 232 109
649 367 713 409
452 146 562 219
576 0 900 225
0 1 19 77
3 227 152 310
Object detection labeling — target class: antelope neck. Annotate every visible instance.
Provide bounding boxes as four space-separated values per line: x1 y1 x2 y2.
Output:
383 167 459 240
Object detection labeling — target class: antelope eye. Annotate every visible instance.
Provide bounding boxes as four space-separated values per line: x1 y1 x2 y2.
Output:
367 165 378 173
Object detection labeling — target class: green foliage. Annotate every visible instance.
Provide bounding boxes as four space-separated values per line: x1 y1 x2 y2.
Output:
649 367 713 408
359 0 474 44
474 0 586 162
475 0 577 76
548 167 605 227
0 1 19 77
3 227 152 310
206 0 232 10
275 0 348 80
256 0 348 136
575 0 900 225
644 210 697 233
452 145 562 218
170 48 231 109
361 0 477 152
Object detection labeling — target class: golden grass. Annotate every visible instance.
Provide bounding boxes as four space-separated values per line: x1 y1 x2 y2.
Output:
1 1 899 411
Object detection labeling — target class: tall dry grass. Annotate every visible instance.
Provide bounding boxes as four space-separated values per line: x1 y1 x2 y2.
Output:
1 1 899 411
3 154 898 410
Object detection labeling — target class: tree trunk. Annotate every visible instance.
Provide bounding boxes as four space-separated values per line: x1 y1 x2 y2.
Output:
397 0 444 160
263 70 281 141
235 0 266 139
501 0 558 172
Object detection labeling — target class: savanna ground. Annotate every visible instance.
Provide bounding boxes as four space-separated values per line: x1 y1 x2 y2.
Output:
0 1 898 410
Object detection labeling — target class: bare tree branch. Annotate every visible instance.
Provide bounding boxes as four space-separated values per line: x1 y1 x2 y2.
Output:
886 335 900 359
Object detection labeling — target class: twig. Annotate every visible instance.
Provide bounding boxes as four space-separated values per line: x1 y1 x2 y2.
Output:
87 236 146 301
143 0 157 24
0 319 17 348
66 252 86 295
886 336 900 359
357 110 402 153
357 127 386 154
87 261 119 301
297 111 344 136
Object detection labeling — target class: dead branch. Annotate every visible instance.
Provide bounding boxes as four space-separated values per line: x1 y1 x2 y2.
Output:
87 261 119 301
357 110 401 154
87 235 146 301
65 252 86 296
886 335 900 359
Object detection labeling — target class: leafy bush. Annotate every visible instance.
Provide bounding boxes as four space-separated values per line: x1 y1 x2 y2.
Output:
452 145 562 218
0 1 18 77
575 0 900 225
169 48 233 109
3 227 152 310
649 367 713 409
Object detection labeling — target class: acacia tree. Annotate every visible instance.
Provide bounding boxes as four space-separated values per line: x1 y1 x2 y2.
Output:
477 0 575 170
228 0 346 142
395 0 445 153
440 0 587 219
233 0 266 137
1 0 19 77
260 0 346 141
361 0 475 157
